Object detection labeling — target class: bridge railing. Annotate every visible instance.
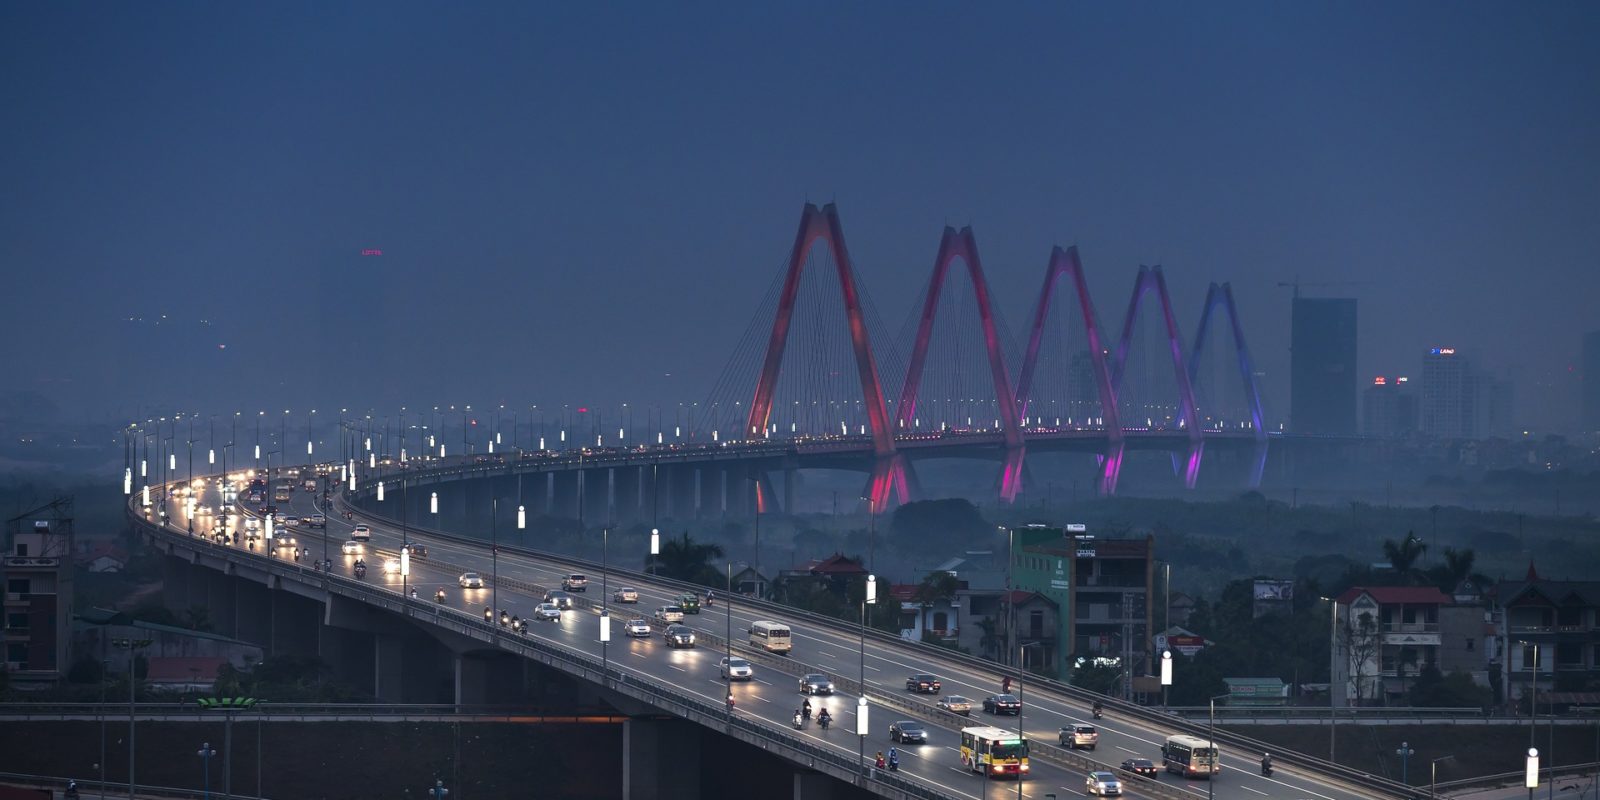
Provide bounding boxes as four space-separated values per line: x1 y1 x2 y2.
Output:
0 771 266 800
133 507 956 800
336 488 1414 800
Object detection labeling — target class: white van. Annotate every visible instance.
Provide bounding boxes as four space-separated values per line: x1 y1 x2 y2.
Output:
749 620 792 654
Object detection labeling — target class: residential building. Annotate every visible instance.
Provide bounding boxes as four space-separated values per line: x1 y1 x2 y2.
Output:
1421 348 1514 439
1335 586 1454 705
1363 376 1418 437
2 518 74 687
1289 297 1358 435
1490 564 1600 707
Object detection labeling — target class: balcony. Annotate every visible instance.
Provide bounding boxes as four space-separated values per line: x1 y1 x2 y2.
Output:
1381 622 1439 633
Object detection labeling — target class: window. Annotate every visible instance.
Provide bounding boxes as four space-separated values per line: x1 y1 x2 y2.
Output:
6 643 26 663
12 543 26 557
6 579 28 595
1522 644 1541 672
1030 610 1045 638
5 612 27 630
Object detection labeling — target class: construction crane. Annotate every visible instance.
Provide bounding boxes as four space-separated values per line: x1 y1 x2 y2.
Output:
1276 278 1372 298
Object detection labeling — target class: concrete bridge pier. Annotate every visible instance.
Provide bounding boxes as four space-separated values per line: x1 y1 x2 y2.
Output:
454 650 529 705
269 589 322 656
552 471 580 519
203 568 238 638
623 717 702 800
580 468 612 527
161 554 195 612
318 624 374 692
612 466 643 523
234 579 271 644
665 465 698 520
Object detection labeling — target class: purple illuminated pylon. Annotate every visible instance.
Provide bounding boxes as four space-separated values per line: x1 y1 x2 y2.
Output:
1014 245 1123 495
1184 282 1268 487
746 204 897 460
1109 266 1203 488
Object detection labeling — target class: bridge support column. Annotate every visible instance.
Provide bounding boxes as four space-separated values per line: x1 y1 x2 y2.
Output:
319 625 374 695
205 569 238 638
580 468 611 527
234 580 271 645
553 471 579 519
667 466 697 519
454 651 527 706
162 555 193 613
792 772 837 800
622 718 702 800
269 590 320 656
613 467 641 523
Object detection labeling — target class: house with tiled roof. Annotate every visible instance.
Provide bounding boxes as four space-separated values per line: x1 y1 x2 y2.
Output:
1489 563 1600 706
1335 586 1454 704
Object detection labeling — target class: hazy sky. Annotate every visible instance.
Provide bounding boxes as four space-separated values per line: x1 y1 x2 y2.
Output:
4 3 1597 430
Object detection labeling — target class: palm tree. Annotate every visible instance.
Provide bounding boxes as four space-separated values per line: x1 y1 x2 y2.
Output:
1428 547 1488 594
1381 533 1428 583
646 531 725 586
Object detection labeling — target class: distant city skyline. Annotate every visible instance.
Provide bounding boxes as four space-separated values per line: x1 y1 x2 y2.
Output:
3 4 1598 433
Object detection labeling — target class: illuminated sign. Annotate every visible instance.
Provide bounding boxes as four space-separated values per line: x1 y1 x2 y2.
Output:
1373 376 1387 385
1429 347 1456 356
361 249 383 256
1397 376 1409 383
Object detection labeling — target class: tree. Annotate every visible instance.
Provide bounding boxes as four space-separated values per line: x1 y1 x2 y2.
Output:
646 531 725 587
888 499 992 554
914 571 961 606
181 605 213 633
1341 611 1381 705
1070 656 1124 695
1425 547 1490 594
1409 664 1491 708
1381 533 1428 583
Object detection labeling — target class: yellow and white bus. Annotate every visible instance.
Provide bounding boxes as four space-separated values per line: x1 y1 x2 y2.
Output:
960 726 1029 779
748 620 792 654
1163 734 1220 778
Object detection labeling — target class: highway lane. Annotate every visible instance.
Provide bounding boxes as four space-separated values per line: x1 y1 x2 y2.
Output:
165 472 1373 800
164 479 1107 800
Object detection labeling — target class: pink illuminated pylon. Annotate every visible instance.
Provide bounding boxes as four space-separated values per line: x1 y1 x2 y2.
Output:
746 204 897 460
1014 245 1123 495
896 227 1023 449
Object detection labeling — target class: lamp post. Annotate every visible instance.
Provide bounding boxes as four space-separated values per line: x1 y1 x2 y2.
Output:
112 637 151 800
197 742 216 800
649 528 659 576
1431 754 1455 799
601 524 609 677
1527 747 1540 800
491 497 499 625
1161 650 1173 709
1017 642 1043 799
1322 595 1340 763
861 572 876 776
1396 741 1415 786
1207 693 1229 800
725 561 734 716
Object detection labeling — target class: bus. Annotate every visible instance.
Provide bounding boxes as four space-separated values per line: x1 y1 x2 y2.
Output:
274 485 292 502
1163 734 1220 778
748 621 792 654
960 726 1029 778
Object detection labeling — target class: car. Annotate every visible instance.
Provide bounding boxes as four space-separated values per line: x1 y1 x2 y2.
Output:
272 526 288 539
905 673 942 694
341 540 363 555
351 525 371 541
1119 758 1158 778
562 573 588 592
663 624 695 648
244 518 261 531
889 720 927 744
382 558 401 575
1086 771 1122 796
625 618 652 637
613 587 639 603
543 590 575 610
937 695 973 715
798 674 835 695
458 572 484 589
307 514 326 528
404 543 428 558
1062 724 1098 750
283 516 300 526
532 602 561 621
677 593 701 614
983 694 1022 715
719 657 753 680
653 606 684 624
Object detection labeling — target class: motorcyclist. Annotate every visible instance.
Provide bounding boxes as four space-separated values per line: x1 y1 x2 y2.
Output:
1261 753 1272 775
793 710 803 728
802 698 812 719
875 752 887 770
410 588 419 599
1092 700 1103 718
888 747 899 771
435 589 447 603
484 607 493 622
705 590 714 607
1002 677 1012 694
817 708 831 729
64 780 79 799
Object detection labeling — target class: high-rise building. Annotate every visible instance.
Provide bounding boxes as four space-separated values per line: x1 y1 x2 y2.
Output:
1421 348 1513 439
1585 331 1600 431
1363 375 1417 437
1421 348 1470 438
1290 298 1358 435
2 518 74 687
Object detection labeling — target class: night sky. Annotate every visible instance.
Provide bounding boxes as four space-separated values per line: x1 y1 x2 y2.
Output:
4 3 1597 430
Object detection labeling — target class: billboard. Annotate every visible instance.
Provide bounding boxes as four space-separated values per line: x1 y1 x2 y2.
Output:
1252 580 1294 601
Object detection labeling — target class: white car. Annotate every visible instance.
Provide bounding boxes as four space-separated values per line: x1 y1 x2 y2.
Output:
532 602 561 621
624 618 652 638
1086 771 1122 797
341 540 363 555
458 572 484 589
653 606 684 624
613 587 639 603
719 657 754 680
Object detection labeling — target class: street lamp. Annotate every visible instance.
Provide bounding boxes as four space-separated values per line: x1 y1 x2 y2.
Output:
1207 693 1229 800
860 571 876 776
1161 650 1173 708
431 491 438 515
1396 741 1415 786
1431 754 1456 799
725 561 734 716
1321 595 1341 763
197 742 216 800
1527 748 1540 800
601 525 610 677
649 528 659 576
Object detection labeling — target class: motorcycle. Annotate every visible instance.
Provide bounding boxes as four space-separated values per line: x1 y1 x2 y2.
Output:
484 608 493 623
888 754 900 772
793 713 803 730
1261 759 1273 777
817 712 831 730
435 590 447 603
1092 708 1103 720
353 563 367 579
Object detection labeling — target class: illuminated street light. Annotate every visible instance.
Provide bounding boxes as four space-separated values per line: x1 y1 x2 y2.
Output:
517 505 526 530
376 481 385 502
430 492 438 514
124 468 132 496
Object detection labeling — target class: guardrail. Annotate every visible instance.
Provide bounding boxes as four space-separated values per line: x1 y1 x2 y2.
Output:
0 771 265 800
132 507 953 800
1168 706 1484 718
1432 761 1600 794
335 491 1414 799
